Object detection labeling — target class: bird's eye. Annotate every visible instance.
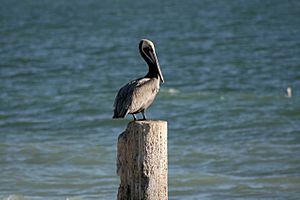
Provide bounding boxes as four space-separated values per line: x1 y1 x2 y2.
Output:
143 47 151 52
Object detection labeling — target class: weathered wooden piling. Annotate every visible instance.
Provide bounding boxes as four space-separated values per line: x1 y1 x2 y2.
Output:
117 120 168 200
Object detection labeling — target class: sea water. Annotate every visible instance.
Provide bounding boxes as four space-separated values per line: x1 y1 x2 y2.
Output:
1 0 300 199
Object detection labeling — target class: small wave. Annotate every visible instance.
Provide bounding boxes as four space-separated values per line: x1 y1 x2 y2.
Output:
1 195 83 200
1 195 27 200
66 197 83 200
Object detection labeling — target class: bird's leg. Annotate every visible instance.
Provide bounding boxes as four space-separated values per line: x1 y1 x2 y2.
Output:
141 111 147 120
132 114 137 120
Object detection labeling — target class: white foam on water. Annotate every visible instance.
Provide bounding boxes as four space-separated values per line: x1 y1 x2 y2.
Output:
166 88 180 94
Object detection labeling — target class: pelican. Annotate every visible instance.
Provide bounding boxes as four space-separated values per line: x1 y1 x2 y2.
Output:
113 39 164 120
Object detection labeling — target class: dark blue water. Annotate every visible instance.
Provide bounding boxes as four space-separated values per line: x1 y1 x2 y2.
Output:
1 0 300 199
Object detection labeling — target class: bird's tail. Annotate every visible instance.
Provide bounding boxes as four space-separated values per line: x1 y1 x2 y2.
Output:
112 111 127 119
112 114 122 119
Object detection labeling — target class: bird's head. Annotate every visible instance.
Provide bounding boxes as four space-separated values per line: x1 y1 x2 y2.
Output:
139 39 164 83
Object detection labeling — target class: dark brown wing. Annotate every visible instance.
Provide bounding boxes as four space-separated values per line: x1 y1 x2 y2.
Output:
113 79 140 118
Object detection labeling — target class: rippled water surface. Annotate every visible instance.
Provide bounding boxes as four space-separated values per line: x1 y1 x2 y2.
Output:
1 0 300 199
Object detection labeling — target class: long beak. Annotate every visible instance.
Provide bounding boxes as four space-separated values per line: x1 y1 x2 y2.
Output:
149 50 164 83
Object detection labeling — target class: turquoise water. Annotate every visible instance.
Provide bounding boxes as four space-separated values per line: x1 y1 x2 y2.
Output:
1 0 300 199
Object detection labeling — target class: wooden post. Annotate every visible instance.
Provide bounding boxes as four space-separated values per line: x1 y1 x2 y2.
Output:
117 120 168 200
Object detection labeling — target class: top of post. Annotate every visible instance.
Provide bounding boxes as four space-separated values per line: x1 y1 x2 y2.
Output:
128 120 167 127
